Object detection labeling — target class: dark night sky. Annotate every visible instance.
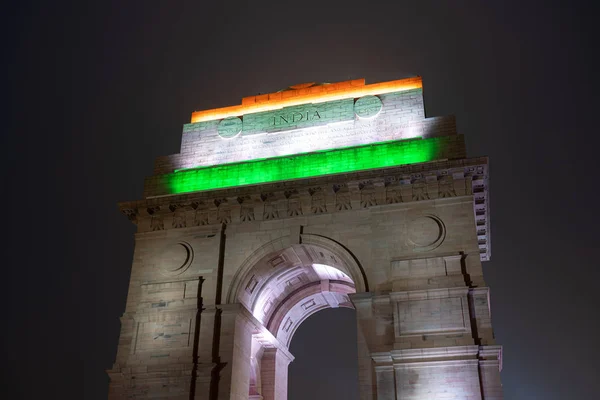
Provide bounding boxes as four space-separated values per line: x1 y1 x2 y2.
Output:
3 1 599 399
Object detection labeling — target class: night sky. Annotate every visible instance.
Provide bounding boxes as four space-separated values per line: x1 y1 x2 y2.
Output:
4 1 598 399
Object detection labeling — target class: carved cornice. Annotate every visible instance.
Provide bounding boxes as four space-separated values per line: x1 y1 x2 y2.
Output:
372 345 501 370
118 157 491 261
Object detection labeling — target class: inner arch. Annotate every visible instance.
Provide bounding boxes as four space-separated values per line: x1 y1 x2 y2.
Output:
256 262 355 347
228 238 365 400
236 244 357 345
226 234 368 306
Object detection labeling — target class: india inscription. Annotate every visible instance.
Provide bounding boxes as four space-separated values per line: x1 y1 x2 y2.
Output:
271 110 321 126
241 98 355 135
216 95 384 140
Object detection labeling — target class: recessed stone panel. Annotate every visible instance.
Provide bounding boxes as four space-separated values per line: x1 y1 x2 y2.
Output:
135 320 192 352
245 275 259 294
396 297 466 335
301 299 316 310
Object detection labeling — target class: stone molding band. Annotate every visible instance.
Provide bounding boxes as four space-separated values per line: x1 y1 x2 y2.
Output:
120 158 491 261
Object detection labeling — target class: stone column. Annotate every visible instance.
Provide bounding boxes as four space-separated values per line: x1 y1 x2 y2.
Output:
374 364 396 400
260 348 293 400
191 306 218 400
215 304 254 400
351 293 377 400
372 353 396 400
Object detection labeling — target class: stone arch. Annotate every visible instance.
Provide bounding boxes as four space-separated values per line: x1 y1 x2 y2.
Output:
225 233 368 306
225 233 369 399
265 276 356 348
300 234 369 292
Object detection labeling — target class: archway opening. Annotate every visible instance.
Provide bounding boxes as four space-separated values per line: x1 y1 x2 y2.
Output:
288 307 359 400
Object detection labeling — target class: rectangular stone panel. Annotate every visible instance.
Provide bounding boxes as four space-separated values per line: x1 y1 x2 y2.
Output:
396 297 466 335
141 282 185 302
392 257 446 279
395 361 482 399
135 320 192 352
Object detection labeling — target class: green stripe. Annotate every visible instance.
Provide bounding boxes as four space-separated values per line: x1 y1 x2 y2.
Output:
164 137 446 195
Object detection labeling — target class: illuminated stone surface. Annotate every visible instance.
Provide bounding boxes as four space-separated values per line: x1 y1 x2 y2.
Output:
218 116 243 139
354 95 383 119
242 98 355 135
108 78 502 399
151 136 461 196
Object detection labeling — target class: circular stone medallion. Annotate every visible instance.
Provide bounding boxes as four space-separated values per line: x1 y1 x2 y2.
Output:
158 242 193 276
354 95 383 119
217 116 243 139
407 215 446 251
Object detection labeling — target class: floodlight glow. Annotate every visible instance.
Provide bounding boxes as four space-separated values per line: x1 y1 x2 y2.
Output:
190 77 422 123
253 294 269 324
163 136 445 195
312 264 352 281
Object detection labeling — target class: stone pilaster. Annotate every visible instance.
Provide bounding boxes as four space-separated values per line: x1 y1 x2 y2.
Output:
260 348 293 400
479 346 504 400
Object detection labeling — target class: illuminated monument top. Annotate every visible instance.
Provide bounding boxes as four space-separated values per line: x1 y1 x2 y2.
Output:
145 77 466 198
131 76 490 260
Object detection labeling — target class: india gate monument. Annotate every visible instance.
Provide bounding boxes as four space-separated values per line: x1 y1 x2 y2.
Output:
108 77 504 399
